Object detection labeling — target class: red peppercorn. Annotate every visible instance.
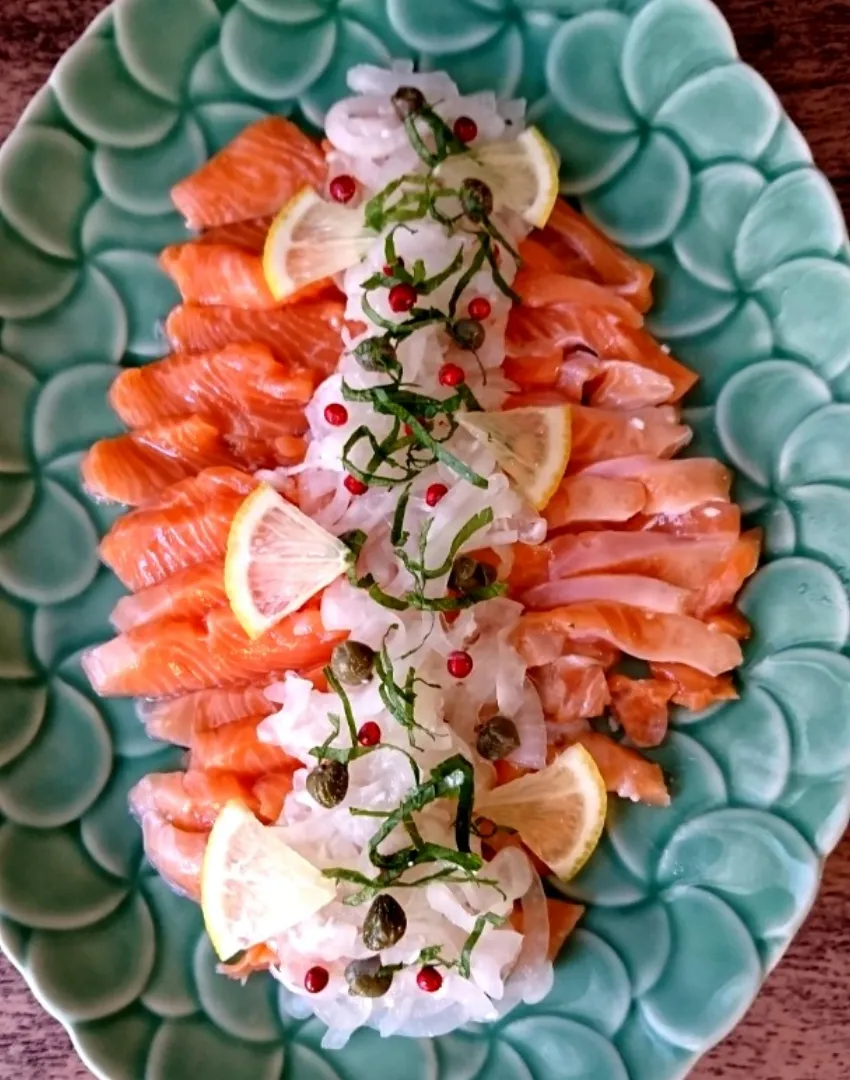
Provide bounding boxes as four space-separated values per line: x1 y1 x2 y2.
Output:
324 403 348 427
493 244 502 265
357 721 381 747
425 483 448 507
329 174 357 204
304 966 329 994
344 474 368 496
389 283 418 313
453 116 478 144
383 264 394 276
447 650 473 679
468 296 492 321
439 363 465 388
417 966 443 993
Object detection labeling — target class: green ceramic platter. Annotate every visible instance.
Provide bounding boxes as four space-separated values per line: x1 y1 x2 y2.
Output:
1 0 849 1076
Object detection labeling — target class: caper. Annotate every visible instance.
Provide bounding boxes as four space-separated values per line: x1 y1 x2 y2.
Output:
452 318 486 352
362 894 407 951
345 956 395 998
460 178 494 221
306 760 349 808
476 715 521 761
354 337 398 373
331 640 376 686
449 556 497 595
392 85 426 120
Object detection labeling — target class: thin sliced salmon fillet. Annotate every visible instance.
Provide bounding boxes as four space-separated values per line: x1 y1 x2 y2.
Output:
166 300 345 377
583 457 731 516
137 810 207 900
514 268 645 329
196 216 273 253
608 674 674 748
630 501 741 539
111 559 227 631
83 605 345 697
559 354 676 409
110 343 312 438
171 116 326 229
503 348 566 389
523 574 693 616
508 306 696 402
162 242 277 309
531 655 610 730
82 415 273 506
538 200 655 313
545 899 585 962
548 531 736 590
130 769 256 831
691 529 761 616
650 661 739 710
191 715 299 777
100 467 256 591
513 602 743 676
576 732 670 807
570 404 692 466
705 607 751 640
138 683 277 747
252 771 296 824
545 474 646 529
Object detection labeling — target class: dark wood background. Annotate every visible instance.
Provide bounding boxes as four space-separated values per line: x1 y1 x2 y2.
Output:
0 1 848 1076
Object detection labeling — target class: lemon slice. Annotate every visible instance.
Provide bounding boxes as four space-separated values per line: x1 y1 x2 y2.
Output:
459 404 571 510
263 187 373 300
225 483 350 639
202 800 336 962
475 744 606 882
436 127 560 228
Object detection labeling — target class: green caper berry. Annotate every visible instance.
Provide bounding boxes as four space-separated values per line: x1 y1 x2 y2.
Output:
460 178 494 221
449 556 497 595
345 956 395 998
306 760 349 808
392 86 426 120
362 894 407 951
476 715 521 761
331 640 376 686
354 337 398 373
452 318 486 352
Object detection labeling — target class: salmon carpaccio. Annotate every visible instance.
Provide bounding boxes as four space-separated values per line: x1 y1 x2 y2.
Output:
80 113 758 939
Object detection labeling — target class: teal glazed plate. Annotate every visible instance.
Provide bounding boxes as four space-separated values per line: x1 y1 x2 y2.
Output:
1 0 849 1077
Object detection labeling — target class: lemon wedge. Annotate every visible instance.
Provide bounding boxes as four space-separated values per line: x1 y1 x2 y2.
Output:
202 800 336 962
225 483 351 640
459 404 571 510
263 187 373 300
475 744 606 882
436 127 560 229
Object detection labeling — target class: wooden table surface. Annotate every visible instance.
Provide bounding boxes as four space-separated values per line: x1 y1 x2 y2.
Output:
1 1 849 1077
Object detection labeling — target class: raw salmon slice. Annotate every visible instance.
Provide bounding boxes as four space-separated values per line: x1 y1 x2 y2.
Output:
576 732 670 807
171 116 326 229
559 354 676 409
514 268 645 329
100 467 256 591
109 342 313 437
137 810 207 900
513 602 743 676
538 200 655 313
190 716 299 777
531 656 610 728
523 574 693 616
692 530 761 616
252 771 296 823
545 474 647 528
111 559 227 631
548 531 736 589
138 683 277 747
166 300 345 377
130 769 256 831
83 605 345 697
196 216 273 253
583 457 731 516
161 243 279 309
82 415 271 506
650 661 739 710
507 306 696 402
607 674 674 748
